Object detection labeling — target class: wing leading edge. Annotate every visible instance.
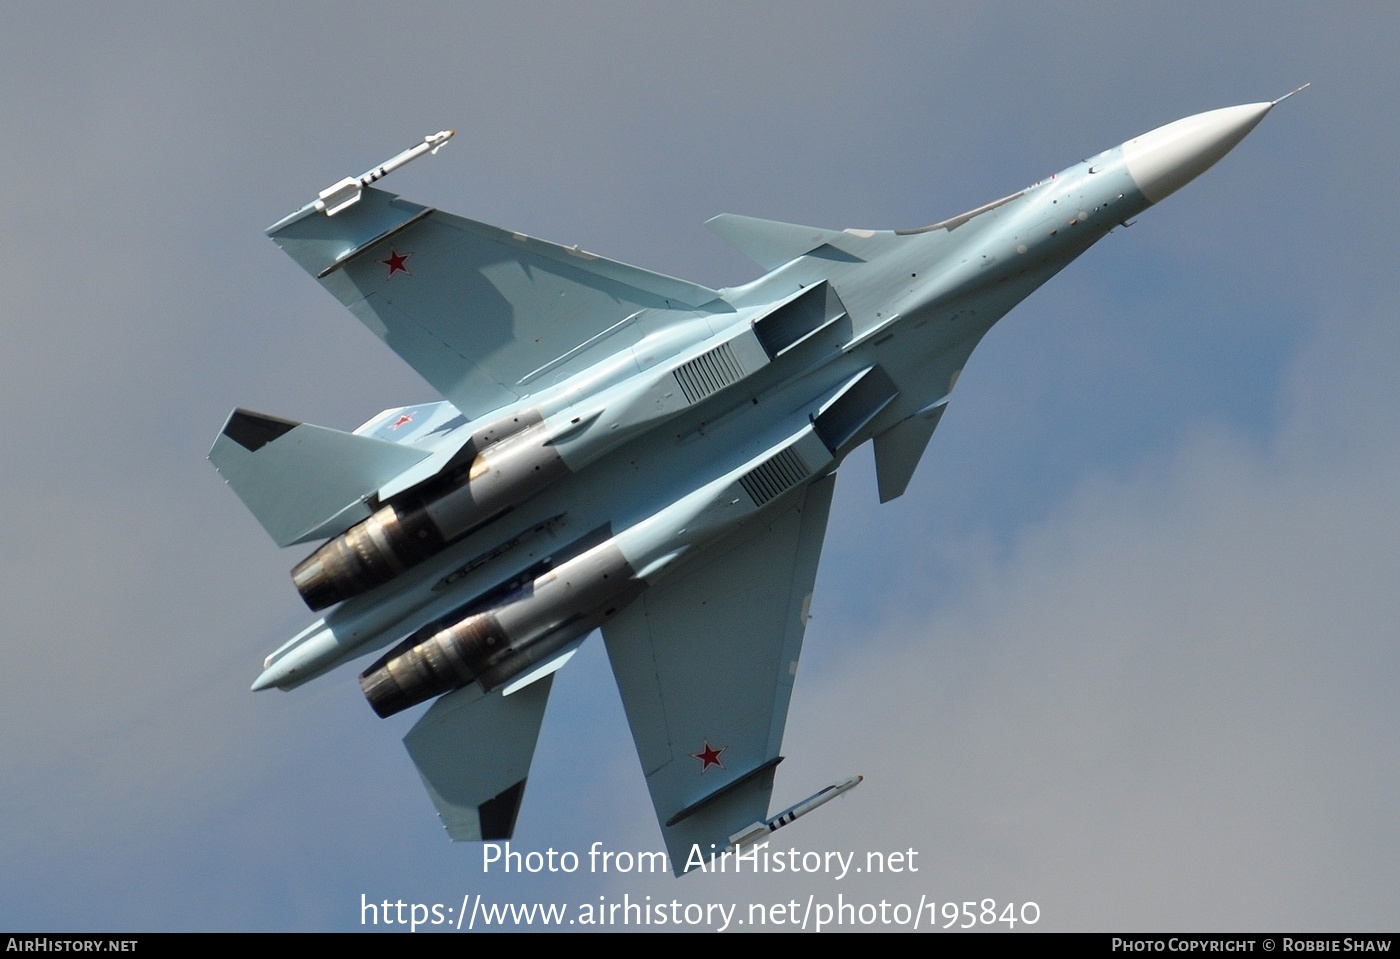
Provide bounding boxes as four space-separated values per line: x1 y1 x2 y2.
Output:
602 475 837 873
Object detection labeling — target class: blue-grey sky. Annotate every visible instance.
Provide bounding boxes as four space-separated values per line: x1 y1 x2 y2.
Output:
2 3 1396 932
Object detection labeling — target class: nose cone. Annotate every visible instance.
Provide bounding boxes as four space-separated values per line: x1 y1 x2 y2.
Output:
1122 102 1273 204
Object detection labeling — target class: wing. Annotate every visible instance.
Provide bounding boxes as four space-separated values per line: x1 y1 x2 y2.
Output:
267 188 723 419
403 676 556 841
601 475 836 873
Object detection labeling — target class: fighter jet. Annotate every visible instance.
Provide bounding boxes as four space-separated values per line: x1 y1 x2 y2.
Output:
211 92 1299 872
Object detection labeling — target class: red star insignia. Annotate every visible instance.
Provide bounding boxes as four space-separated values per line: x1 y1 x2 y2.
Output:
381 248 412 278
390 414 413 430
693 740 726 773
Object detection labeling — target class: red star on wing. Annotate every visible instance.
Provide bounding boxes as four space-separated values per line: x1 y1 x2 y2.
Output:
390 414 413 430
692 740 726 773
380 248 412 279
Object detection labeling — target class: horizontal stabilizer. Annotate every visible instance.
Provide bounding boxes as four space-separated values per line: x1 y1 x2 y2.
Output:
872 399 948 502
404 678 555 842
209 408 430 546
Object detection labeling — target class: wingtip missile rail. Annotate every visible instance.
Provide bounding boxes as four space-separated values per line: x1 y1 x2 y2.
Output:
305 129 456 218
726 776 864 852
